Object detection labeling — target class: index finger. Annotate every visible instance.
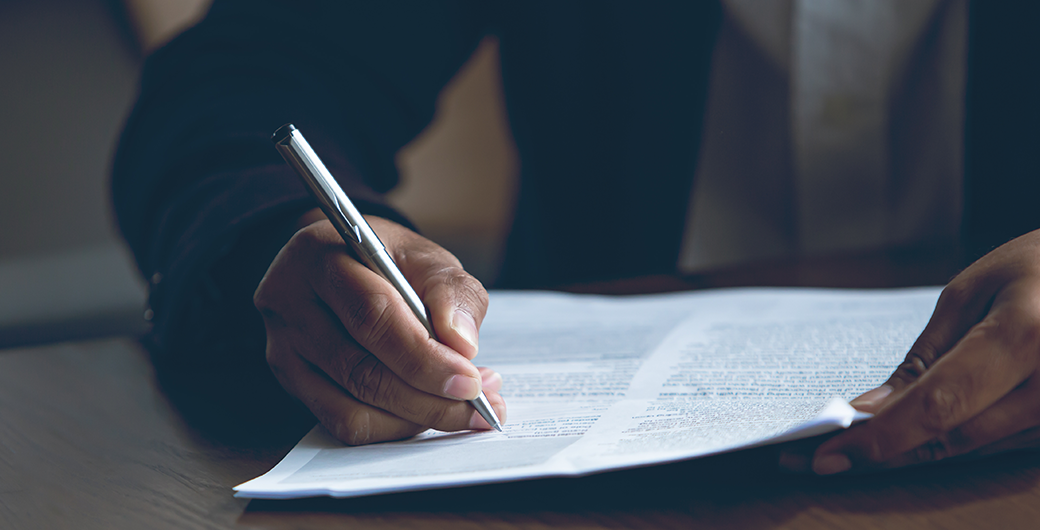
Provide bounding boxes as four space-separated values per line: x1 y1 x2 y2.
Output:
812 287 1040 473
301 231 484 402
873 271 1006 405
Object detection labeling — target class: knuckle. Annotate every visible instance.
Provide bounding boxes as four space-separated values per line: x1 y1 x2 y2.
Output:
283 223 330 265
893 349 935 384
252 279 271 310
938 280 973 310
294 221 332 248
422 265 459 288
253 295 286 328
252 275 283 318
398 241 462 272
427 266 488 308
918 386 964 435
343 353 395 405
343 292 397 348
963 318 1019 361
264 344 285 373
333 408 373 446
912 438 951 464
968 318 1004 344
455 272 489 309
254 231 326 323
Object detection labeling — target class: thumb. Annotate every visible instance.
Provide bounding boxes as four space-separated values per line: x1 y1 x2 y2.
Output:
368 216 489 360
851 276 999 413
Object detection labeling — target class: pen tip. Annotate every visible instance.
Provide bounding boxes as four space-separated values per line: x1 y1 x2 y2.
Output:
493 423 503 432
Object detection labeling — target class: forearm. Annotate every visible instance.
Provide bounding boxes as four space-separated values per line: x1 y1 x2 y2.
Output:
112 0 487 358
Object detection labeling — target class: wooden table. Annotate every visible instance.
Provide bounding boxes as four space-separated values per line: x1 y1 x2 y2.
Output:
5 248 1040 529
3 333 1040 528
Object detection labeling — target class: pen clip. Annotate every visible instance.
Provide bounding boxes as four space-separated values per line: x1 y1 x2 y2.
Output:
315 174 363 245
334 197 363 244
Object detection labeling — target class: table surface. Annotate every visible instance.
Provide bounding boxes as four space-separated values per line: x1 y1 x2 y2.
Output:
5 251 1040 529
4 334 1040 529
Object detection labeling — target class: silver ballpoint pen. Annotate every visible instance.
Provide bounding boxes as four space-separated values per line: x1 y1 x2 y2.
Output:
272 123 502 432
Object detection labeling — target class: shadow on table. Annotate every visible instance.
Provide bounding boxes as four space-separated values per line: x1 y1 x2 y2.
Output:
148 328 1040 528
146 334 316 451
238 435 1040 528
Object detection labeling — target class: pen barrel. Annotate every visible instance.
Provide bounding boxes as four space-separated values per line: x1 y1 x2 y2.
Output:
272 124 437 338
272 127 382 256
273 124 499 431
366 249 437 338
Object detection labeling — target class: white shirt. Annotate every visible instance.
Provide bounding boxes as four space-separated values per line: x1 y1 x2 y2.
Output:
678 0 967 273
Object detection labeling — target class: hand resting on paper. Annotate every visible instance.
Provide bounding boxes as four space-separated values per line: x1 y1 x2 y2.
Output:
797 230 1040 474
253 210 506 445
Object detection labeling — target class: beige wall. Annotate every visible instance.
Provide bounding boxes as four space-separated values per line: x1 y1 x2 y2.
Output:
122 0 210 52
0 0 139 259
391 37 518 283
0 0 147 345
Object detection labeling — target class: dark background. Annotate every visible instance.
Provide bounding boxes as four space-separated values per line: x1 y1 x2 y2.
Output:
0 0 518 348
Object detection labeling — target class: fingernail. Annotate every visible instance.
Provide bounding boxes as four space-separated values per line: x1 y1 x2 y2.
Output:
443 374 480 400
481 371 503 393
482 370 502 388
451 310 479 351
849 384 893 410
778 452 810 473
813 454 852 475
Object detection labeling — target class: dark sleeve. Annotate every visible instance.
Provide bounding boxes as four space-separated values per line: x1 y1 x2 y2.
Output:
111 0 489 370
963 1 1040 263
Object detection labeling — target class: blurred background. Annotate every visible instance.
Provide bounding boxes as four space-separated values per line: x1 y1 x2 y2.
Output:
0 0 517 348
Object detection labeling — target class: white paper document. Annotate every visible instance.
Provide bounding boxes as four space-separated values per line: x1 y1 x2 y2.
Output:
235 287 941 499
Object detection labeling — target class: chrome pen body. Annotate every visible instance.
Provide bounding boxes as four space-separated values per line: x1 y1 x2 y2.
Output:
272 123 502 432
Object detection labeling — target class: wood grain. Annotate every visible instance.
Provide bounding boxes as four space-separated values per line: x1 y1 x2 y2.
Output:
0 339 291 529
3 335 1040 529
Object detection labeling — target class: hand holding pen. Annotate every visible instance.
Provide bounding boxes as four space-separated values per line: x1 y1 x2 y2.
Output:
253 124 505 445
